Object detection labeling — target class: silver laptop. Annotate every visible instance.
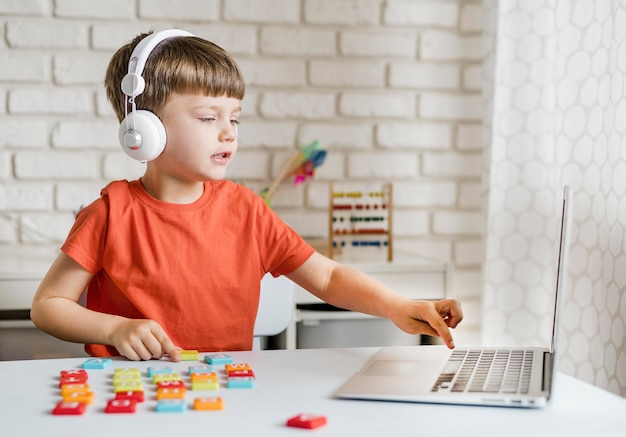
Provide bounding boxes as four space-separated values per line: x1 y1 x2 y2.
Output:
335 186 572 408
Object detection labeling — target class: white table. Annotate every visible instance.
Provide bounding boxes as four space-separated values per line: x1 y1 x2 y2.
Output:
2 347 624 436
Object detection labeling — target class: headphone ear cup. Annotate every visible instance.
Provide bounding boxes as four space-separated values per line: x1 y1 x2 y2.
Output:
118 110 166 161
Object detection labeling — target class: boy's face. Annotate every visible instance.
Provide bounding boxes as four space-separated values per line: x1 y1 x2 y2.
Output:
156 92 241 182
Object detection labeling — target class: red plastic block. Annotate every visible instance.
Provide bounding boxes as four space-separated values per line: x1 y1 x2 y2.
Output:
105 399 137 414
60 369 87 377
227 369 255 378
59 374 88 387
115 391 145 403
286 413 328 430
52 401 87 415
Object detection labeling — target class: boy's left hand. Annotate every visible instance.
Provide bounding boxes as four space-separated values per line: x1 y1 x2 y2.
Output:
392 299 463 349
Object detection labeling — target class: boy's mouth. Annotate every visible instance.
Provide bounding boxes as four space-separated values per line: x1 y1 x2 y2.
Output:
211 152 232 163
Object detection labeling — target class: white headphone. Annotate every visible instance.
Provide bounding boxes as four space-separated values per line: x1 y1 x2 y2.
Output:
119 29 194 161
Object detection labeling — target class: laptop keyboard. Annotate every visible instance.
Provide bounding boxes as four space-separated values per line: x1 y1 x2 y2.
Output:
431 349 534 394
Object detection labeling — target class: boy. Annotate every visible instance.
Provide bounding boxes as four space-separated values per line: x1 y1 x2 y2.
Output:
30 30 462 362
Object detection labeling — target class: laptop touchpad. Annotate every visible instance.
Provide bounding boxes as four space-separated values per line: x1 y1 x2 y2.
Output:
364 360 434 377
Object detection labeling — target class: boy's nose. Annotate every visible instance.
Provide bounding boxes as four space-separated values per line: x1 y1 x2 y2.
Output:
220 122 237 142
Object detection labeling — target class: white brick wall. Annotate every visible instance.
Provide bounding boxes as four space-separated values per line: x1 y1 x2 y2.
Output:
9 89 93 115
0 53 47 82
383 0 459 27
56 0 134 19
261 27 336 56
0 0 484 343
304 0 379 25
224 0 300 23
309 60 385 87
139 0 219 21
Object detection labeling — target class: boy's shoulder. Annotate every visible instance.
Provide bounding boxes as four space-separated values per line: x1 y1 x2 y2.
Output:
212 180 262 203
100 179 133 198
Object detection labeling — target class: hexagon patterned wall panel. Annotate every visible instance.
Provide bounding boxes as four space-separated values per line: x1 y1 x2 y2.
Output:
482 0 625 397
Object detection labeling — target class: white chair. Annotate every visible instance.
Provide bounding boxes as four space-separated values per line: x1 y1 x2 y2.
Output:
252 273 295 350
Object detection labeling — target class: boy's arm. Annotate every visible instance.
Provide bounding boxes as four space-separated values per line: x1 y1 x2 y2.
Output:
286 252 463 349
30 252 180 361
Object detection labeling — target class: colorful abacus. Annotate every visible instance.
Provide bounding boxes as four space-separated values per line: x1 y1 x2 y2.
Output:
328 183 393 261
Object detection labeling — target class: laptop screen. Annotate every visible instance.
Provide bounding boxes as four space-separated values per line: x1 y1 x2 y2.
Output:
550 186 571 354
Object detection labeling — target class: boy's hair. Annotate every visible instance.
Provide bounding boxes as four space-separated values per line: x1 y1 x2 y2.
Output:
105 31 245 122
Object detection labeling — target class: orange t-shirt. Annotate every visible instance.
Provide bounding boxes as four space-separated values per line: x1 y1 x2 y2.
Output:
61 179 314 356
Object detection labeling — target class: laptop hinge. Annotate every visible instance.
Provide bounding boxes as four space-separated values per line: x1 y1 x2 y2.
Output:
542 351 554 393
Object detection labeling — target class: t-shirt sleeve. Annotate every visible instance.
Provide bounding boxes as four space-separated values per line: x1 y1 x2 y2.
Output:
253 196 315 277
61 197 108 274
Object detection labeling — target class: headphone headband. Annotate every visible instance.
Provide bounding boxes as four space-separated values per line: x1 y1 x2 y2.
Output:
121 29 195 97
118 29 194 161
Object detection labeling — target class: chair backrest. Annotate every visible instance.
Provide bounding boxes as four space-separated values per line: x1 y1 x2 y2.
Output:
252 273 295 350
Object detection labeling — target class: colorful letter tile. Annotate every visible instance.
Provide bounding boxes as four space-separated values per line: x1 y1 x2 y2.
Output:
227 369 255 379
194 396 224 411
60 369 87 377
224 363 251 372
156 387 186 400
147 366 173 378
204 354 233 365
115 391 145 403
190 372 217 382
62 390 94 404
286 413 328 430
155 399 187 413
226 377 254 389
191 380 219 391
113 373 141 386
179 350 199 361
156 380 186 390
82 358 112 370
105 399 137 414
188 365 213 375
59 370 88 387
52 401 87 415
113 381 143 393
152 373 180 384
114 368 141 377
61 383 90 395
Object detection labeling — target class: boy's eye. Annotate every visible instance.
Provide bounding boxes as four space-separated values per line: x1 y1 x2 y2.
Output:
231 119 240 125
201 117 216 123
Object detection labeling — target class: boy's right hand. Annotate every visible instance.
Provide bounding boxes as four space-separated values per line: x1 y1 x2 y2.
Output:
109 318 181 361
